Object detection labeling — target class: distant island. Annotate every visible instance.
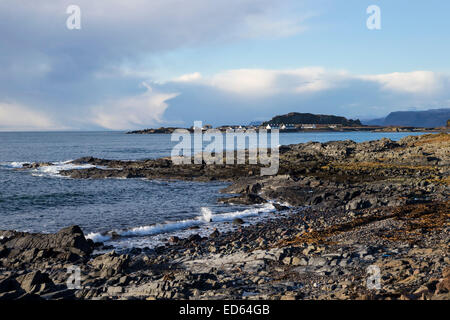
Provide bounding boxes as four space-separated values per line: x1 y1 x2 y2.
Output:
364 108 450 128
126 111 449 134
263 112 362 127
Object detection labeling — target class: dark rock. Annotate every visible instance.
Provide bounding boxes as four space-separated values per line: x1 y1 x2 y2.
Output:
91 251 130 278
273 203 289 211
16 271 54 293
209 229 220 239
168 236 180 244
2 225 93 257
187 234 203 243
0 277 20 293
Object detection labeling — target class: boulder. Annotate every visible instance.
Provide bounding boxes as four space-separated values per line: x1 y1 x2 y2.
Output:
209 229 220 239
16 271 54 293
0 277 20 293
1 225 93 257
90 251 130 278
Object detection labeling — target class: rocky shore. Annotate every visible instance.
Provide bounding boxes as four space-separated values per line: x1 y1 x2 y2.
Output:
1 133 449 300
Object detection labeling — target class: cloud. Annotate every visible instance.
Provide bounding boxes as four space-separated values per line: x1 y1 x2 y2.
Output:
157 69 450 125
360 71 445 95
3 67 450 130
172 72 203 83
0 102 61 131
1 1 449 130
173 68 347 96
90 83 179 130
0 0 311 130
240 10 308 38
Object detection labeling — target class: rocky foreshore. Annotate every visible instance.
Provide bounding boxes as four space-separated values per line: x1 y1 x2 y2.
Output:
1 133 449 300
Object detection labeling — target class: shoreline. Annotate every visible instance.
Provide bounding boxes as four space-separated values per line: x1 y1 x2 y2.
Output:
1 133 448 300
126 127 447 134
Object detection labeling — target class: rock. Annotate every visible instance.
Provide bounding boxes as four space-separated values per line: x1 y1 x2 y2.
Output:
232 218 244 225
291 257 308 266
273 203 289 211
219 193 265 205
303 245 317 255
435 277 450 294
308 256 327 267
209 229 220 239
90 251 129 277
118 276 130 286
16 271 53 293
345 199 371 211
0 277 20 293
187 234 202 243
107 286 123 295
168 236 180 244
2 225 93 257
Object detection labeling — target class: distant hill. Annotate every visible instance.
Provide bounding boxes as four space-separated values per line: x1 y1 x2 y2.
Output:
248 121 263 127
364 108 450 128
263 112 362 126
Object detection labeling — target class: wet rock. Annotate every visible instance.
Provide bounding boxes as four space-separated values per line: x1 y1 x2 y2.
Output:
1 225 93 257
187 234 203 243
168 236 180 244
209 229 220 239
273 203 289 211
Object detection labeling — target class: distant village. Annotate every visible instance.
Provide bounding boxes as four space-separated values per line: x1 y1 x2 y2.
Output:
127 123 441 134
126 112 449 134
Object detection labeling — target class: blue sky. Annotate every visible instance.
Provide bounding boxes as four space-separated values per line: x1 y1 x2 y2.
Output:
148 0 450 77
1 0 450 130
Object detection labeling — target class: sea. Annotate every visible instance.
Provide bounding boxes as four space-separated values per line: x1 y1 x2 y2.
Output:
0 131 427 250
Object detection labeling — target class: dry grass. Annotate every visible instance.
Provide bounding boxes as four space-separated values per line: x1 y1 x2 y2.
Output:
412 133 450 146
277 201 449 247
329 161 437 172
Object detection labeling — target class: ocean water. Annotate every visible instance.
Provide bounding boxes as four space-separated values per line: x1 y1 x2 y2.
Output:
0 131 427 249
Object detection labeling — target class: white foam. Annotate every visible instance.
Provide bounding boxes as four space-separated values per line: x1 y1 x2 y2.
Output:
201 207 213 222
86 232 111 243
87 203 276 243
36 162 95 177
3 160 97 177
0 161 27 168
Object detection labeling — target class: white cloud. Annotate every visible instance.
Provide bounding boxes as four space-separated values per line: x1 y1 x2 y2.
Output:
0 102 60 131
241 13 307 38
360 71 444 95
155 68 450 125
171 68 449 98
172 67 347 95
172 72 203 83
91 83 179 130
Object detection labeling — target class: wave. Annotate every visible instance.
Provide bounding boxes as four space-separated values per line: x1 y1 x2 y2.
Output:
0 161 27 168
1 160 96 177
86 203 276 243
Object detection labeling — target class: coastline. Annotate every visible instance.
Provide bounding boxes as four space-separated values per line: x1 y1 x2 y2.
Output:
0 133 449 300
126 126 447 134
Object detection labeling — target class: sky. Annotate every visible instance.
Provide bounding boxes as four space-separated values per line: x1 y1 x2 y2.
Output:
1 0 450 131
